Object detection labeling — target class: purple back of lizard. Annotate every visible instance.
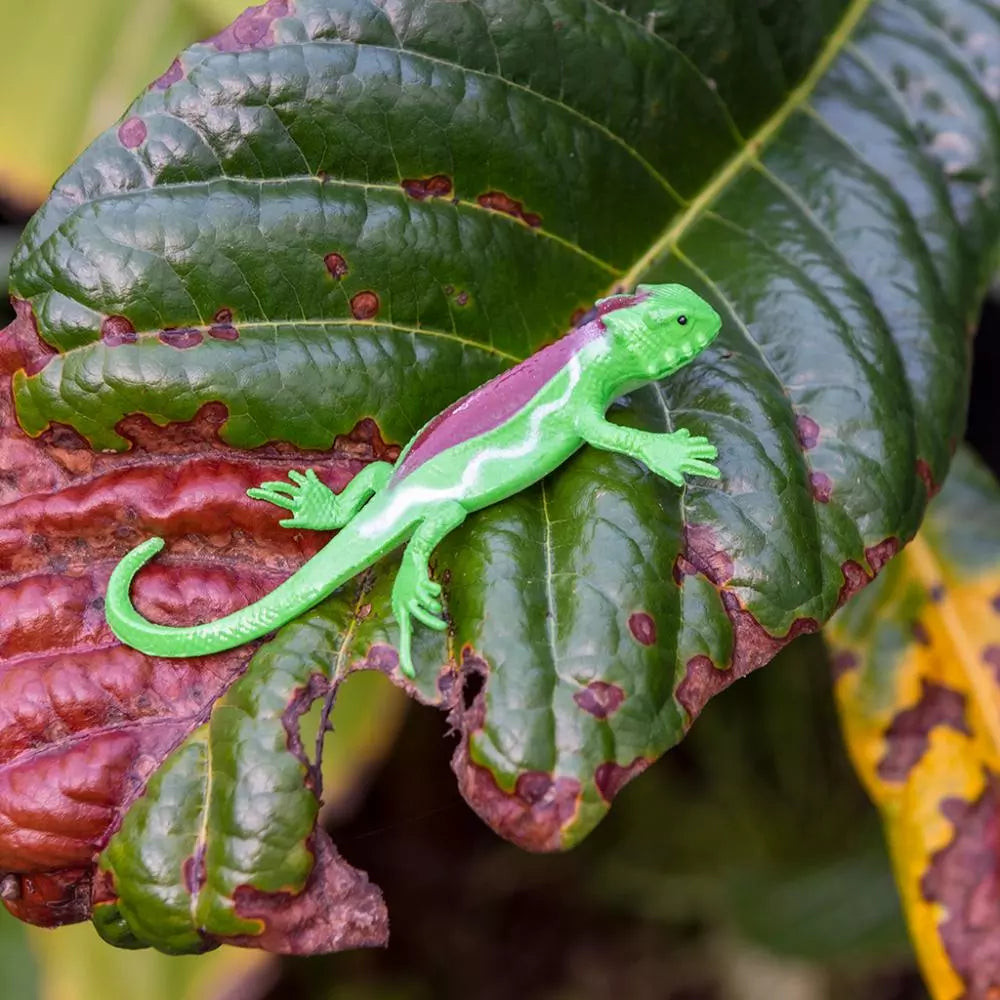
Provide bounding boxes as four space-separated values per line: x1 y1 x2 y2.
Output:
391 293 645 482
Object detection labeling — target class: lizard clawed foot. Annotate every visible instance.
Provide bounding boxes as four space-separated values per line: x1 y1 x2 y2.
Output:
391 552 447 679
640 429 720 486
247 468 342 530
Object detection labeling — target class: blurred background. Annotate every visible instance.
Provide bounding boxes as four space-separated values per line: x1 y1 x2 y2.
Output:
2 2 998 997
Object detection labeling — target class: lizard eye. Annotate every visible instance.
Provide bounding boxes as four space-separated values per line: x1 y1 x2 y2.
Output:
677 315 688 325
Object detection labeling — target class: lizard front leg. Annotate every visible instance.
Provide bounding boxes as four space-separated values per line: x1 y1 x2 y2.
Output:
392 501 467 678
574 410 720 486
247 461 394 530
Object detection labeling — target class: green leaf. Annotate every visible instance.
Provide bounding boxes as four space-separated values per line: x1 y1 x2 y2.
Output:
3 0 999 953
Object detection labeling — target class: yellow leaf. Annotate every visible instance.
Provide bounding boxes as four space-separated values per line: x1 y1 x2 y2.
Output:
830 447 1000 1000
0 0 248 208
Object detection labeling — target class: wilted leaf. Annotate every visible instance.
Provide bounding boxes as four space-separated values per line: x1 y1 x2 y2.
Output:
829 447 1000 1000
1 0 998 954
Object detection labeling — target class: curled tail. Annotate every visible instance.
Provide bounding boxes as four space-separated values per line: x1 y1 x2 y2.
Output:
106 523 392 658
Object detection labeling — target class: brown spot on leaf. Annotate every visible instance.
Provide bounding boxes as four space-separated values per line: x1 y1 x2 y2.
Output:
837 538 901 607
229 832 388 953
455 291 469 307
796 414 820 450
921 778 1000 996
930 583 945 602
916 457 940 496
810 471 833 503
876 680 971 781
830 649 859 679
207 0 290 53
158 327 203 349
627 612 656 646
477 191 542 227
983 645 1000 683
866 538 899 575
911 621 931 645
992 593 1000 614
676 655 726 720
595 758 650 802
676 603 820 722
100 316 136 347
573 681 625 720
117 117 147 149
445 649 579 850
324 253 348 279
182 849 206 895
208 312 238 340
681 523 734 585
672 554 697 583
1 300 56 376
150 58 183 91
837 561 870 606
515 771 554 805
453 763 580 851
0 320 411 943
350 292 379 321
401 174 453 200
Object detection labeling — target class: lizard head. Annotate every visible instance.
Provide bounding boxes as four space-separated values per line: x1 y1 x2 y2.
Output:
599 283 722 380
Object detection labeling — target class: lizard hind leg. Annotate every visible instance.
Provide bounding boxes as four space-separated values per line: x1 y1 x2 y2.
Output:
392 500 467 679
247 460 394 531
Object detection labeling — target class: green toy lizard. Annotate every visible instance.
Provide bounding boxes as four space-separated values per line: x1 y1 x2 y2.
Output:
106 284 722 678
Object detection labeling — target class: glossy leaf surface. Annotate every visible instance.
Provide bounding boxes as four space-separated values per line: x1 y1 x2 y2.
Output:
830 447 1000 1000
1 0 999 954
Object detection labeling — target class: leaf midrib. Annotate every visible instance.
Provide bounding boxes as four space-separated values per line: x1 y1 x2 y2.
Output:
23 0 875 375
617 0 876 290
32 317 521 365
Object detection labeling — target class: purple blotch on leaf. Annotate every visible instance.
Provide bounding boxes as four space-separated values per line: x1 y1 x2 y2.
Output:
831 650 859 679
117 117 147 149
401 175 453 200
573 681 625 719
983 645 1000 682
627 612 656 646
101 316 137 347
324 253 349 279
151 58 184 91
209 308 238 341
350 292 379 320
159 327 203 349
477 191 542 228
796 414 820 450
208 0 289 52
810 471 833 503
595 758 649 802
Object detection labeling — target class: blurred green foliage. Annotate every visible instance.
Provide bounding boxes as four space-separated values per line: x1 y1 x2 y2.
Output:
0 0 246 208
